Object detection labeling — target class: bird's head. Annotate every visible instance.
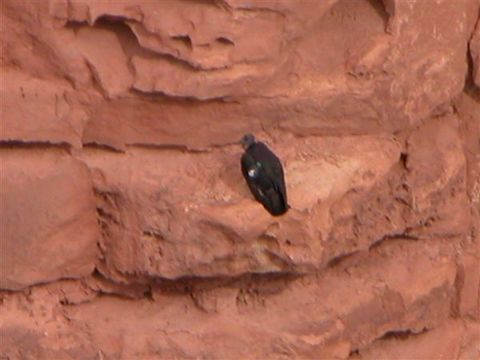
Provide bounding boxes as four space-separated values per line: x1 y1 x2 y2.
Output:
240 133 255 149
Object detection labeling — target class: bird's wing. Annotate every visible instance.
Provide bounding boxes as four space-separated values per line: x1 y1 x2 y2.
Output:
241 152 270 205
251 143 288 207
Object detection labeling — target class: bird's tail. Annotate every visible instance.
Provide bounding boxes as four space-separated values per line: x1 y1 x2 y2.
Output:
266 190 288 216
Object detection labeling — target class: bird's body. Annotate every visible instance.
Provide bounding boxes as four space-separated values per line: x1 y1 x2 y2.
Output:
240 135 288 216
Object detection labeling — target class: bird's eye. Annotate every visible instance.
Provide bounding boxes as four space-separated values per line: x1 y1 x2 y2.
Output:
248 168 257 177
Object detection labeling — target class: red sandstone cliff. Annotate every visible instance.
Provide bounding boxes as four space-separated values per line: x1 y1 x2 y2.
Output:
1 0 479 358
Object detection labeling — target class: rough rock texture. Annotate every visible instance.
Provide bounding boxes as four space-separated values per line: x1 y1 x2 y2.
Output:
0 148 98 290
1 0 479 358
471 16 480 87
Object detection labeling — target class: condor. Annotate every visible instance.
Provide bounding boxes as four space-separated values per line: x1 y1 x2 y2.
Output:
240 134 289 216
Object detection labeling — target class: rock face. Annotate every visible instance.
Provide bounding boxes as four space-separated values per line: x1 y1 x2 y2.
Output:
1 0 479 358
0 149 98 290
471 16 480 87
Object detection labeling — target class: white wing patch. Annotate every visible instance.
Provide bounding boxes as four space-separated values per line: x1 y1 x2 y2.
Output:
248 162 262 178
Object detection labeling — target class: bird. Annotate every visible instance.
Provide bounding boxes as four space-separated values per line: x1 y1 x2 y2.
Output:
240 133 289 216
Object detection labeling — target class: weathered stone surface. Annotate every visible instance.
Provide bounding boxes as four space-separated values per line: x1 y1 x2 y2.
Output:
355 319 465 360
51 0 337 98
0 1 98 146
455 89 480 321
83 135 402 280
82 113 469 282
1 2 84 81
74 26 133 98
3 0 478 147
0 0 479 358
0 286 98 359
471 17 480 88
56 0 479 149
458 321 480 360
0 149 98 290
457 254 480 318
0 239 458 359
82 97 268 150
405 115 470 237
0 70 86 147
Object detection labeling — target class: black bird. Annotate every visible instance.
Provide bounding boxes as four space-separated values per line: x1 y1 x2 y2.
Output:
240 134 289 216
